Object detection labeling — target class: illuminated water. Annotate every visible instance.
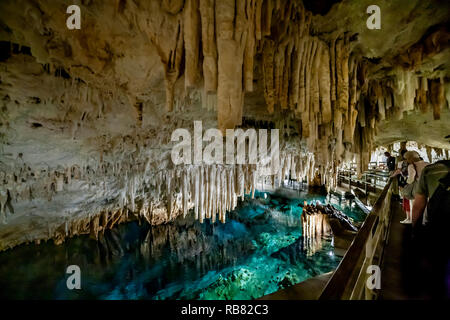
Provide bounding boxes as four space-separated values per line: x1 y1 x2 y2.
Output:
0 188 366 300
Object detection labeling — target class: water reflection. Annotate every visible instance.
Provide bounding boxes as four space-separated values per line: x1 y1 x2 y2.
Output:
0 189 366 300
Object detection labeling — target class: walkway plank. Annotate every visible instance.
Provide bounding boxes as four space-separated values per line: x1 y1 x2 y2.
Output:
379 198 432 300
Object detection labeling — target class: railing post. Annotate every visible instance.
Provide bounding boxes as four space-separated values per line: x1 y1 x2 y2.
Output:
349 171 352 191
364 174 368 196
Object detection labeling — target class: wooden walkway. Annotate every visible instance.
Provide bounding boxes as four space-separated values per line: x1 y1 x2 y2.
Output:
379 198 433 299
262 188 438 300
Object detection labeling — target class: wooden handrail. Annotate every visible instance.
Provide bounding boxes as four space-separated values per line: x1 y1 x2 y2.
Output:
319 178 393 300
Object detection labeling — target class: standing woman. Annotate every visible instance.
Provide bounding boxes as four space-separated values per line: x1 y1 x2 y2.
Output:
391 149 410 223
401 151 430 223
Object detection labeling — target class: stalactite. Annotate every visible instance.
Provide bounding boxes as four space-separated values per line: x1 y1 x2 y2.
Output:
417 76 428 113
392 67 418 118
274 41 285 106
318 41 332 124
133 102 143 127
311 38 321 115
330 36 338 104
167 34 184 112
199 0 218 93
290 37 303 110
244 0 257 92
263 39 276 114
430 78 444 120
305 37 317 115
343 56 358 145
216 0 248 132
426 146 433 163
336 35 350 112
297 37 310 114
262 0 273 36
280 42 293 110
184 0 201 89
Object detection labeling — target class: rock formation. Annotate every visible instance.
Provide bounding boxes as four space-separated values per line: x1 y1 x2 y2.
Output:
0 0 449 250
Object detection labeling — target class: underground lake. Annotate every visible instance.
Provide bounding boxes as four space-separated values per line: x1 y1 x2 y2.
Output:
0 188 367 300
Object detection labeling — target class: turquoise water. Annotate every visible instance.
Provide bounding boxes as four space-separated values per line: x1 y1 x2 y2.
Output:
0 189 366 300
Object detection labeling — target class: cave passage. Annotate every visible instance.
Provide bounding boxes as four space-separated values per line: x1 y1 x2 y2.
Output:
0 0 449 304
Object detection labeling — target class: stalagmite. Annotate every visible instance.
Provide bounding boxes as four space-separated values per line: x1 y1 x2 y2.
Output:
255 0 263 40
301 203 332 256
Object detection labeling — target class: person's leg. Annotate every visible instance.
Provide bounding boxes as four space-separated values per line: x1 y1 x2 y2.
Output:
401 198 406 222
401 198 411 223
408 200 413 222
391 173 399 197
422 206 428 225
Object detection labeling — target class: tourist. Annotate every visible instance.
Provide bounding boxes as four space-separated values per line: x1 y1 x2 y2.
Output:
399 151 430 223
390 149 411 223
412 160 450 299
412 160 449 226
385 152 396 172
385 151 399 199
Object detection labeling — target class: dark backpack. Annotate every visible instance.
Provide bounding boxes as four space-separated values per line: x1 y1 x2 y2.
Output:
387 156 396 171
401 160 409 176
426 160 450 238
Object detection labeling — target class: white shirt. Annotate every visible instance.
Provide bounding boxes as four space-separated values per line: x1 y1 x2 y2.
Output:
406 160 429 184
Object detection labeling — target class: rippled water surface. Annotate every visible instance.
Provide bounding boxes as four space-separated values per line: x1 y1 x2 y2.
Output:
0 188 366 299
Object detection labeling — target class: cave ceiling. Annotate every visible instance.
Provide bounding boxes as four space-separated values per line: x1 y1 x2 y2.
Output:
0 0 449 249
